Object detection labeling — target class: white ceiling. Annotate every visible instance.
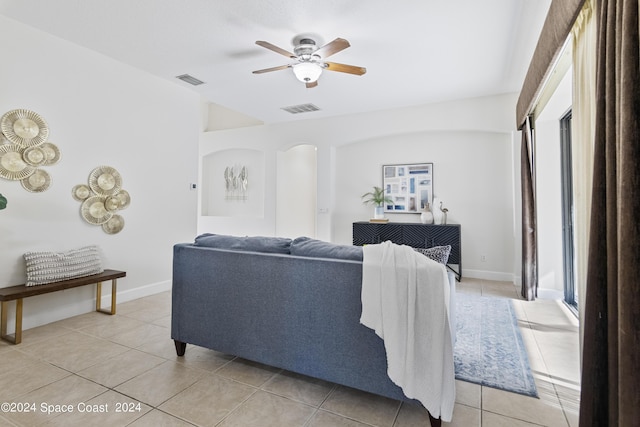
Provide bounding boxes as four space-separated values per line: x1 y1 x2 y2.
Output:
0 0 551 124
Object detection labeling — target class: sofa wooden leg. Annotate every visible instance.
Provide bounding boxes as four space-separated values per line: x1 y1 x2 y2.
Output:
428 412 442 427
174 340 186 356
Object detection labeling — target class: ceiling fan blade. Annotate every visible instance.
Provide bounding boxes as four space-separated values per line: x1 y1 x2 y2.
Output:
252 64 291 74
306 81 318 89
324 62 367 75
315 38 350 59
255 41 296 58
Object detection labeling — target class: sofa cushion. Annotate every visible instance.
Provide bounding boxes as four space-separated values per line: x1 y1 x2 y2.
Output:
414 245 452 265
24 245 103 286
194 233 292 254
290 237 363 261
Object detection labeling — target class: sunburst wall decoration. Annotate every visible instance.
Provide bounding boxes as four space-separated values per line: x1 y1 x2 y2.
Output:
72 166 131 234
0 108 61 192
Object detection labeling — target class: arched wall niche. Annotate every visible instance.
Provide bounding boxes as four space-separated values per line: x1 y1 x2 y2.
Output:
201 148 264 217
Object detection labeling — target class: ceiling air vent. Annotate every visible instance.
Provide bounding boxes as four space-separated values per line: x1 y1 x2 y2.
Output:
281 103 320 114
176 74 205 86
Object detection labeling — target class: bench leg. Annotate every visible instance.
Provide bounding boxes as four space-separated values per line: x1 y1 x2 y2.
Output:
96 279 117 315
1 299 23 344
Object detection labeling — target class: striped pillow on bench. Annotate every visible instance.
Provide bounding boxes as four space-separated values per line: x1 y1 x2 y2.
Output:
24 246 103 286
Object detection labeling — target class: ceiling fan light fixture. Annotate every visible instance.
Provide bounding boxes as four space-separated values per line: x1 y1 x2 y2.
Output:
292 62 323 83
253 37 363 87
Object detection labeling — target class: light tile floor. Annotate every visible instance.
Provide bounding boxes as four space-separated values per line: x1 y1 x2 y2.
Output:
0 278 580 426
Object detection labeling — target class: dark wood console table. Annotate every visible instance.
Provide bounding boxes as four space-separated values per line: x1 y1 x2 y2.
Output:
353 222 461 281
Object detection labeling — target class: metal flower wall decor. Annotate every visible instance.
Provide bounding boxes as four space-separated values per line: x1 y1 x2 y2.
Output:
0 109 61 192
224 165 248 201
72 166 131 234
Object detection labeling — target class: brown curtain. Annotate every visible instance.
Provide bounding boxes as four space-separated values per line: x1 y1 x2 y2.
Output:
516 0 586 128
579 0 640 425
520 117 538 301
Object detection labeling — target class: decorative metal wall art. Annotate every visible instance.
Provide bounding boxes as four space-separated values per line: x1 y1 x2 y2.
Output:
0 109 61 192
72 166 130 234
224 165 248 201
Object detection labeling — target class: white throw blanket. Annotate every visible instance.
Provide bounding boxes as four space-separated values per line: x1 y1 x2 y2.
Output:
360 241 455 422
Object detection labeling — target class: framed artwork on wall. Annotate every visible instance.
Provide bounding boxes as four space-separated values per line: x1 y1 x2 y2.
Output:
382 163 433 213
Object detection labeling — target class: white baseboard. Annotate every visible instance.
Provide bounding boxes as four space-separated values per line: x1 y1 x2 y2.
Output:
462 268 515 283
486 273 564 300
99 279 171 307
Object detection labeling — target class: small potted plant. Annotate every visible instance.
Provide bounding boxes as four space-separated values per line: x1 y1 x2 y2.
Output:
361 186 393 219
0 193 7 211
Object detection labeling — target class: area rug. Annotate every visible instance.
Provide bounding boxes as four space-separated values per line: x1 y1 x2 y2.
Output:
454 292 538 397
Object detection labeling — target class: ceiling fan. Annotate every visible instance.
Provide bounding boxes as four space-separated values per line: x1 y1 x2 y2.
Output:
252 37 366 88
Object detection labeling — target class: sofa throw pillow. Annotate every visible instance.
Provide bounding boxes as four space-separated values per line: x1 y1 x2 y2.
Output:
24 246 103 287
290 236 363 261
194 233 292 254
414 245 452 265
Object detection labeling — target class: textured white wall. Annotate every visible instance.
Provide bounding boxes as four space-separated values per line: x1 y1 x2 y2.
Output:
0 16 200 329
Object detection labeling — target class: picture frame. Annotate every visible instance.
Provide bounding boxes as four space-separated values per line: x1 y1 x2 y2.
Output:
382 163 433 213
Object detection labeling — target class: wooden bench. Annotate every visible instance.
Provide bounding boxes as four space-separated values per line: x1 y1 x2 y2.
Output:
0 269 126 345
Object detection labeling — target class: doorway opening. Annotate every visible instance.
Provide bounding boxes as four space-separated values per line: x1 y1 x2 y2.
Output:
276 144 317 238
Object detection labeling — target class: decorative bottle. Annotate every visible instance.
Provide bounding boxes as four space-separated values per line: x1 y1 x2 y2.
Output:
420 203 434 224
432 197 443 225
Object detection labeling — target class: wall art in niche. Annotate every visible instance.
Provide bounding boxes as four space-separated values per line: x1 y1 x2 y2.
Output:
0 108 61 193
72 166 131 234
224 164 248 201
382 162 433 213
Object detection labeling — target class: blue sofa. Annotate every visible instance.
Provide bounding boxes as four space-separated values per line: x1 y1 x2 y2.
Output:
171 234 455 415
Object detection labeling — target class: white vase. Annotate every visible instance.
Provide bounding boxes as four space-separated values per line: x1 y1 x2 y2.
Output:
432 198 443 225
420 204 434 224
374 206 384 219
